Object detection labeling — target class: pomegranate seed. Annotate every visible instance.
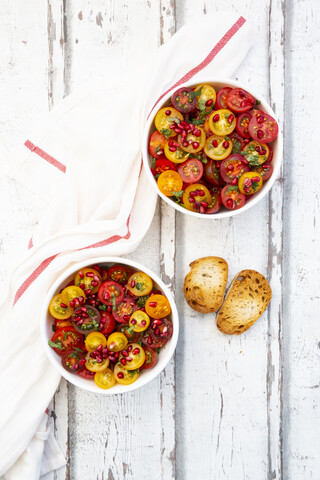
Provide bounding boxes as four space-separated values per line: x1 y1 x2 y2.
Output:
130 280 135 287
72 364 79 370
165 110 171 116
96 344 103 352
190 191 196 198
99 322 103 329
93 275 100 283
169 146 177 152
120 358 127 366
79 283 85 289
81 306 87 312
107 306 112 312
255 146 261 153
148 302 157 308
194 130 201 138
79 359 86 366
223 141 229 149
85 289 92 295
117 372 124 379
198 190 205 196
257 115 264 124
182 141 189 147
212 139 218 148
231 178 238 185
228 114 234 123
206 99 213 106
141 320 147 326
73 298 79 306
241 157 249 165
241 100 250 107
91 281 98 287
168 140 174 147
169 124 176 129
77 319 84 325
93 265 101 272
74 316 81 322
127 346 133 352
121 350 128 357
126 357 133 362
102 348 108 354
260 148 267 155
201 202 208 207
257 129 264 139
174 128 182 134
109 355 117 362
60 302 67 308
188 197 195 203
130 319 137 325
115 352 119 358
96 357 102 363
227 165 234 171
82 312 88 318
181 121 188 127
102 352 108 358
69 300 75 308
153 319 162 325
199 206 206 214
252 176 260 182
86 272 94 278
157 148 164 155
162 326 168 333
213 114 220 122
109 342 115 350
155 328 160 335
227 199 233 207
89 299 96 306
181 130 187 138
263 164 269 169
79 297 85 306
78 271 84 279
147 335 152 345
122 314 130 321
133 348 140 355
189 123 195 131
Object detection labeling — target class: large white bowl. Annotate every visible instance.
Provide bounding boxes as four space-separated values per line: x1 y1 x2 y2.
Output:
41 257 179 395
142 77 282 219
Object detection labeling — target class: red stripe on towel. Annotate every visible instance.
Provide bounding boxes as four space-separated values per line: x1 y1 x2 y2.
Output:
24 140 66 173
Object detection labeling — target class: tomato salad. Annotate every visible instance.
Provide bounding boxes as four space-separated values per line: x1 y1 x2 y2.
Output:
148 83 279 213
48 264 173 390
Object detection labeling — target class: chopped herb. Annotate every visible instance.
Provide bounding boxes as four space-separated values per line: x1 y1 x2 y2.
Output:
232 139 241 154
137 295 150 308
155 348 160 354
255 99 261 105
190 86 203 99
172 190 184 198
98 304 107 311
201 156 208 164
245 153 261 167
155 145 161 153
155 173 161 180
190 118 205 126
111 293 117 311
63 331 67 341
126 326 135 335
48 340 63 350
160 128 172 138
227 186 239 192
224 136 230 141
74 347 85 354
198 99 207 111
52 324 56 332
135 282 144 291
151 158 156 169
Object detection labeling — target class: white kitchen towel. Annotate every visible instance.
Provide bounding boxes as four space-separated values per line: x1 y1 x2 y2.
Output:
0 12 253 479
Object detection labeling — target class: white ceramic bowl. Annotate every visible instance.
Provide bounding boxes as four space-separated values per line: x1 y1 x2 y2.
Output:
41 257 179 395
142 77 282 219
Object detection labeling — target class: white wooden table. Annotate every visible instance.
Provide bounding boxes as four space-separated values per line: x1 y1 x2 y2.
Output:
1 1 319 479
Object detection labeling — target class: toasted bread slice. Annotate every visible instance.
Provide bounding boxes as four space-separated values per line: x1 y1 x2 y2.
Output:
216 270 272 335
183 257 228 313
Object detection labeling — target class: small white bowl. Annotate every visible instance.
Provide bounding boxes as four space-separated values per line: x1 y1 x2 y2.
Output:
142 77 282 219
41 257 179 395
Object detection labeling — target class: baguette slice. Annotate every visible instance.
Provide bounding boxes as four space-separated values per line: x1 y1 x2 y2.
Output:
216 270 272 335
183 257 228 313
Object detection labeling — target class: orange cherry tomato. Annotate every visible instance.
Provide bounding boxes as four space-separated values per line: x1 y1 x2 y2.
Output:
194 83 216 110
107 332 128 352
209 109 236 136
49 294 74 320
238 171 263 195
94 369 116 389
204 135 232 160
127 271 153 296
85 353 110 373
74 268 101 294
129 310 150 332
182 184 212 212
243 141 269 166
157 170 183 197
145 294 171 319
164 143 189 164
61 286 86 307
85 332 107 353
119 343 145 370
178 127 206 154
114 364 139 385
154 107 183 138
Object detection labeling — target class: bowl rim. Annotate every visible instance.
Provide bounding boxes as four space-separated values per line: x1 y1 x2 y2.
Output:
142 76 283 219
41 256 179 395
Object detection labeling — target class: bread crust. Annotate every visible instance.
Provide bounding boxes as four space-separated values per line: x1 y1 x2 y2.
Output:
216 269 272 335
183 256 228 313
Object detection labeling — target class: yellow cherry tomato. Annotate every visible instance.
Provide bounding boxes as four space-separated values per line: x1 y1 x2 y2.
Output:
178 127 206 154
127 271 153 297
238 171 263 195
85 352 110 372
61 286 86 307
120 343 146 370
114 363 139 385
182 184 212 213
85 332 107 353
94 369 116 389
154 107 183 138
157 170 183 197
243 141 269 166
48 294 74 319
145 294 171 319
204 135 232 160
194 83 216 109
74 267 101 294
107 332 128 352
164 143 189 163
209 109 236 136
129 310 150 332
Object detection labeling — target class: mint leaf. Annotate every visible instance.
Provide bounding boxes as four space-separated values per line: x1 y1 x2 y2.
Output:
155 145 161 153
255 99 261 105
198 99 207 111
52 324 56 332
151 157 156 169
227 186 239 192
191 86 203 99
232 139 241 154
98 304 107 311
137 295 150 308
160 128 172 138
48 340 63 350
172 190 184 198
135 282 144 291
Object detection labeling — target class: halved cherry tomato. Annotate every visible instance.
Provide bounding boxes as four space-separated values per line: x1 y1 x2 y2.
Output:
164 143 189 164
116 324 141 343
266 145 273 162
129 310 150 332
97 281 124 306
149 131 167 157
77 367 95 379
61 286 86 307
119 343 145 370
49 294 74 320
221 185 246 210
141 347 158 370
236 112 252 139
127 272 153 297
157 170 183 197
99 311 116 335
85 332 107 352
220 154 250 183
209 109 236 136
226 88 255 113
114 364 139 385
107 265 133 285
229 131 246 154
177 159 203 184
248 110 278 143
171 87 197 113
238 172 263 195
203 159 224 187
50 327 84 355
178 127 206 154
94 369 116 389
107 332 128 352
112 296 138 323
145 295 171 319
204 135 232 160
151 158 176 176
194 83 216 110
74 268 101 294
182 183 212 213
155 107 183 137
142 318 173 349
253 163 273 181
85 352 109 372
71 305 101 335
62 350 86 374
206 191 221 214
214 87 232 109
55 319 72 329
243 141 269 166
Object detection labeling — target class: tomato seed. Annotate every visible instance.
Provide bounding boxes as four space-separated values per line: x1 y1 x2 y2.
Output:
213 114 220 122
117 372 124 378
206 99 213 106
165 110 171 116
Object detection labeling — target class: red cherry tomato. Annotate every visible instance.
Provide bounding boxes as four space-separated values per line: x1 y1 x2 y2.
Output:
171 87 197 113
203 159 224 187
99 311 116 335
253 163 274 181
221 185 246 210
226 88 255 113
149 131 167 158
62 350 86 374
71 305 101 335
206 191 221 214
214 87 232 109
177 159 203 184
248 111 279 143
77 367 96 380
142 318 173 349
267 145 273 162
107 265 133 285
98 281 124 306
112 296 138 324
141 347 158 370
50 327 84 355
236 112 252 139
229 131 246 155
151 158 177 176
116 324 140 343
220 155 250 183
55 319 72 329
